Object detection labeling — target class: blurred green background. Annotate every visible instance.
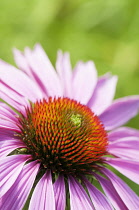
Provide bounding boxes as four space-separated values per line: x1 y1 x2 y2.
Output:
0 0 139 203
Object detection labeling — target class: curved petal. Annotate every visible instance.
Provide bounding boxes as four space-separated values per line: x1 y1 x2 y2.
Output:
108 137 139 160
0 118 20 132
56 50 72 97
0 102 18 123
0 90 26 113
0 60 43 102
29 170 55 210
106 158 139 184
24 44 63 97
0 154 31 197
72 61 97 104
101 168 139 210
95 173 128 210
68 176 94 210
0 146 20 159
108 127 139 141
0 81 29 109
0 128 15 141
54 175 66 210
88 74 118 115
0 139 25 158
0 128 21 151
100 96 139 130
1 161 40 210
84 177 113 210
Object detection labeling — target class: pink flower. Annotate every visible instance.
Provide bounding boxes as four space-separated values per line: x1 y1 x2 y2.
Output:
0 44 139 210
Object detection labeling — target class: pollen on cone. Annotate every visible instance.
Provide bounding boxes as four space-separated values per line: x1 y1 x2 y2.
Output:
18 97 108 175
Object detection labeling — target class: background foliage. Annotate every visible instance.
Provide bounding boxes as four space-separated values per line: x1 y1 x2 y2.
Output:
0 0 139 201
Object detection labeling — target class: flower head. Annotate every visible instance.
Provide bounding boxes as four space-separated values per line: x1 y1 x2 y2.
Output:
0 44 139 210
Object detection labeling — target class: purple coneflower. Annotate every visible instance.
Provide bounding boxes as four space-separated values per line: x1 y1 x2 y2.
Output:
0 44 139 210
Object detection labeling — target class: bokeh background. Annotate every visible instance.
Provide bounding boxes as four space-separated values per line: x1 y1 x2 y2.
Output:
0 0 139 202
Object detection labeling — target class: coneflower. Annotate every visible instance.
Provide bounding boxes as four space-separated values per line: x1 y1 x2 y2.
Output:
0 44 139 210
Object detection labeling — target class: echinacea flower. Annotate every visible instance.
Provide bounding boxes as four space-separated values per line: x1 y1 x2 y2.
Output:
0 44 139 210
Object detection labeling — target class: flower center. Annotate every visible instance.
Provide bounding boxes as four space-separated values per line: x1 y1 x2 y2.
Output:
18 97 108 175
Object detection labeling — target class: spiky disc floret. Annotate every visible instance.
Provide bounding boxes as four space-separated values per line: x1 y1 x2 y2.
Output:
17 97 108 175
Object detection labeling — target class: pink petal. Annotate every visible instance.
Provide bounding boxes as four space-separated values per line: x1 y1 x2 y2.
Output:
0 128 15 141
0 102 18 123
0 140 25 158
29 170 55 210
0 136 17 147
13 48 48 96
72 61 97 104
0 146 19 159
101 168 139 209
95 173 128 210
0 90 26 113
88 74 118 115
0 60 43 102
68 176 94 210
0 81 29 109
1 161 40 210
108 136 139 160
99 96 139 130
54 175 66 210
24 44 63 97
13 48 32 75
0 118 20 132
108 127 139 141
106 158 139 184
84 178 113 210
0 154 31 197
56 50 72 97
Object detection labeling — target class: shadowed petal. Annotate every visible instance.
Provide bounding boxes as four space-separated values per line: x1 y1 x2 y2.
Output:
72 61 97 104
0 155 31 197
29 170 55 210
100 96 139 130
1 161 40 210
0 140 25 158
95 173 128 210
108 127 139 141
0 102 18 123
88 74 117 115
101 168 139 209
84 178 113 210
68 176 94 210
0 90 26 113
0 82 29 109
106 158 139 184
108 137 139 160
56 50 72 97
0 128 15 141
54 175 66 210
